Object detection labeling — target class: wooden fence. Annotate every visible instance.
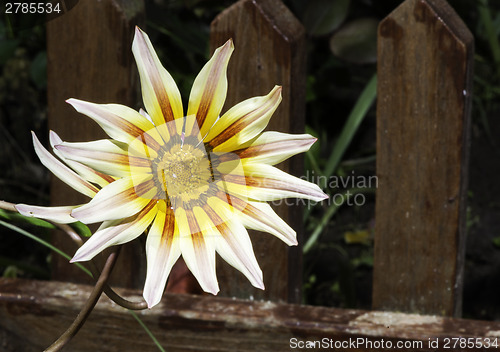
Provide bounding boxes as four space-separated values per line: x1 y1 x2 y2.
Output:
1 0 498 351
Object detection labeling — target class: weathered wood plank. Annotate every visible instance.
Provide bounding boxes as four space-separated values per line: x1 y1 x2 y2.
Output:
210 0 306 303
373 0 474 316
46 0 145 287
1 278 500 352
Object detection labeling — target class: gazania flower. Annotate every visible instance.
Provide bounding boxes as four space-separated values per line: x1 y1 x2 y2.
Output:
17 27 328 308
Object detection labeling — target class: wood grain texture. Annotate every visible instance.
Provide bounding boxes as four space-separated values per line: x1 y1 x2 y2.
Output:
46 0 145 287
373 0 473 317
2 278 500 352
210 0 306 303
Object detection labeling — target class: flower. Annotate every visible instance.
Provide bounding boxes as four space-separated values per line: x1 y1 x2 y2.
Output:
17 27 328 308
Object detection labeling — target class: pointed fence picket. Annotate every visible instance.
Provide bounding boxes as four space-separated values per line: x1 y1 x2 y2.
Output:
0 0 497 351
373 0 474 317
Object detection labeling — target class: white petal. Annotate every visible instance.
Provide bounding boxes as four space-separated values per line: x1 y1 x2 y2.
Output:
32 132 98 198
71 202 157 262
224 162 328 202
15 204 79 224
176 208 219 295
214 219 264 290
143 208 181 308
132 27 183 125
71 175 155 224
139 108 154 124
235 132 317 165
66 99 155 144
55 139 134 178
237 200 297 246
49 130 114 188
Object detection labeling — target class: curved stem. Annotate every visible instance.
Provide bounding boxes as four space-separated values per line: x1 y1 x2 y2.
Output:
57 223 84 246
53 222 148 309
45 247 121 352
88 260 149 310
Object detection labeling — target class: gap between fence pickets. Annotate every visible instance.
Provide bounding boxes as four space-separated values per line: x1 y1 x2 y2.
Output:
1 278 500 351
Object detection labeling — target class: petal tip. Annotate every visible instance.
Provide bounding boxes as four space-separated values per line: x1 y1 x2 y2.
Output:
49 130 63 147
203 281 220 296
135 26 145 34
224 38 234 50
66 98 83 111
144 294 161 309
69 254 82 263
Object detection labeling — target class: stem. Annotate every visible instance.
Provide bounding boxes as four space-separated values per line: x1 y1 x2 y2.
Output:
0 200 17 212
88 260 148 310
45 248 121 352
59 220 148 310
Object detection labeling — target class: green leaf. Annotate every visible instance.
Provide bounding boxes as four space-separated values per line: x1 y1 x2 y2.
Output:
329 18 379 64
304 0 350 36
0 219 92 276
70 221 92 238
322 74 377 182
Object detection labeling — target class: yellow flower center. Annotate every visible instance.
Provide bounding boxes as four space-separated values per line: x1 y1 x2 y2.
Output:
156 144 211 197
128 114 247 231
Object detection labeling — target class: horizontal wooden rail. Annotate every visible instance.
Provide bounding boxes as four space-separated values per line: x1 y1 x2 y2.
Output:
1 278 500 351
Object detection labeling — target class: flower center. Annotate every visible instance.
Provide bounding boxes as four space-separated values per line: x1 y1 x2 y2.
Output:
128 114 247 226
157 144 211 197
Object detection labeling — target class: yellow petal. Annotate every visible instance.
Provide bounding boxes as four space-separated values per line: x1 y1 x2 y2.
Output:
187 39 233 136
55 139 145 178
66 99 156 145
233 132 317 165
71 175 156 224
205 86 282 152
222 162 328 202
132 27 184 125
144 205 181 308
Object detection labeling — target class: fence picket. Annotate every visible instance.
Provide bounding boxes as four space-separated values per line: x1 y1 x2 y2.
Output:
210 0 306 303
47 0 145 288
373 0 474 316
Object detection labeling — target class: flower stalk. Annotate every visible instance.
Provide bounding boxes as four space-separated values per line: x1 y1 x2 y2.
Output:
45 247 120 352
